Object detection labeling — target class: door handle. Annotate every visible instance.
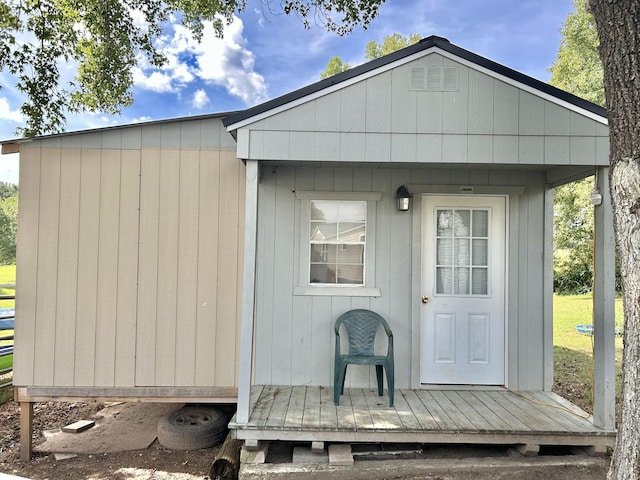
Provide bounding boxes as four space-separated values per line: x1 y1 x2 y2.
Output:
421 296 430 304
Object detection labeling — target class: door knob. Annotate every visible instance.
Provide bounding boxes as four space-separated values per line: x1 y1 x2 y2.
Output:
421 296 430 304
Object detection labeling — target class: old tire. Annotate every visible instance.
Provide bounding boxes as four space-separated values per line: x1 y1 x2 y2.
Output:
157 405 228 450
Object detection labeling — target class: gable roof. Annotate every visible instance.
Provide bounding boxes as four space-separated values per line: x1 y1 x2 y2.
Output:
223 35 607 130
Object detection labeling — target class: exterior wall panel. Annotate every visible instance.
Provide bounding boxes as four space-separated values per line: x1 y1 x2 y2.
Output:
14 119 244 389
254 165 548 392
238 53 607 166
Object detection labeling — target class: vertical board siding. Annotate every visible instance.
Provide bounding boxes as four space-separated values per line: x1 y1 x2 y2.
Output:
175 150 200 386
255 165 546 391
155 149 180 385
16 118 244 388
74 151 101 386
13 147 41 385
33 148 61 386
214 150 244 386
114 150 140 386
135 148 161 386
54 149 81 386
195 150 221 385
94 150 122 386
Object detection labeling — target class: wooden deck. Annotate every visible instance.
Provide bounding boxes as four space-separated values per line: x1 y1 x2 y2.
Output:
230 385 616 452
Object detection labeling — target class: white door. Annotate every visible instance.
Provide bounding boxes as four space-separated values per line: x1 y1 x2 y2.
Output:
421 195 506 385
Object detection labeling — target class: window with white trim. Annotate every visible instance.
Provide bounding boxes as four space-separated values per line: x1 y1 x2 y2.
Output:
295 191 382 297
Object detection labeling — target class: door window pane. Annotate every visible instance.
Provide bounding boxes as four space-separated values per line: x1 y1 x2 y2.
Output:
435 208 490 296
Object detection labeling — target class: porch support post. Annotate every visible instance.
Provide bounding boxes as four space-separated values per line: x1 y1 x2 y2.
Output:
592 166 616 430
543 185 554 391
237 159 259 425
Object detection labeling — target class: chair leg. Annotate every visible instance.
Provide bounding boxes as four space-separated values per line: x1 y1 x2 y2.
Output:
375 365 384 396
335 364 348 405
387 366 394 407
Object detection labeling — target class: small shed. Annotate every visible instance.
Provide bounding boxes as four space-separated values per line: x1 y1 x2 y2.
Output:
1 36 617 460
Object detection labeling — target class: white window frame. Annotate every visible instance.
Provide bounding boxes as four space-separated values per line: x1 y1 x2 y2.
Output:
294 191 382 297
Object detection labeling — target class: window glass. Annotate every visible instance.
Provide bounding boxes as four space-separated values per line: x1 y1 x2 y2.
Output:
435 208 489 296
309 200 366 285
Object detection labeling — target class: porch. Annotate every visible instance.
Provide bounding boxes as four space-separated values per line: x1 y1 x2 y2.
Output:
230 385 615 454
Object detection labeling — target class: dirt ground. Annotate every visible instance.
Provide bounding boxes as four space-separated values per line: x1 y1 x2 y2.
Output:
0 398 612 480
0 400 221 479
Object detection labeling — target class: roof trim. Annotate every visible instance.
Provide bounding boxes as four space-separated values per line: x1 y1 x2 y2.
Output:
223 35 607 130
0 111 239 146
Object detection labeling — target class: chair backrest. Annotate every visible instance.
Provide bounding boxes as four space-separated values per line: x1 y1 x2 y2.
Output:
335 309 391 357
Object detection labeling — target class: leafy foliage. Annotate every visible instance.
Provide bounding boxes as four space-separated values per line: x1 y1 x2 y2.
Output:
1 0 387 137
364 32 421 60
553 178 594 294
320 56 351 79
548 0 604 107
0 183 17 265
320 32 420 78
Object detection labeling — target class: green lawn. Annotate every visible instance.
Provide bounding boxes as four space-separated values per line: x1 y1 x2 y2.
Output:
553 293 623 416
0 264 15 309
0 264 15 401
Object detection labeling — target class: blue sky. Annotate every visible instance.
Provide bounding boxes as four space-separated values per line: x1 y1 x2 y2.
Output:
0 0 575 184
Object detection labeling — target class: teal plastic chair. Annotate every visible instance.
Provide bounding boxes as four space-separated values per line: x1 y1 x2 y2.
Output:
333 309 394 406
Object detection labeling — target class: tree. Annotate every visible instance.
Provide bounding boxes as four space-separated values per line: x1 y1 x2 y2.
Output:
549 0 604 295
0 0 386 137
320 32 420 78
549 0 604 106
364 32 421 61
0 183 17 264
553 177 595 294
320 56 351 79
587 1 640 478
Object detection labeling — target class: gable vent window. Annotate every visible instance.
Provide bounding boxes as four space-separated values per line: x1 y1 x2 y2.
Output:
410 66 459 91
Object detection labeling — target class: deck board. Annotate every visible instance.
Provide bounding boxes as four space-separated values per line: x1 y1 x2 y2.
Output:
415 390 458 430
393 391 425 431
363 388 404 430
451 391 512 431
301 386 321 429
283 386 306 429
234 386 615 450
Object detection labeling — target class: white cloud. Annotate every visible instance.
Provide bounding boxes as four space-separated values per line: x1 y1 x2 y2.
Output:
192 89 210 109
0 98 23 123
194 18 268 105
132 68 176 93
133 16 268 106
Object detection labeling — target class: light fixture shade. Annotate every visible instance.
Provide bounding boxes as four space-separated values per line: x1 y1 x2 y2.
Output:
396 184 412 212
397 197 411 211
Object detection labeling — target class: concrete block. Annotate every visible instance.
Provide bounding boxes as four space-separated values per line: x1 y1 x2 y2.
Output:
292 446 329 464
62 420 95 433
311 441 325 453
241 444 269 464
53 453 78 461
328 443 354 465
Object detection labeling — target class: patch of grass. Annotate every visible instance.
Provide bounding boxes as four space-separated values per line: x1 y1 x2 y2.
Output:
0 264 15 309
553 294 623 417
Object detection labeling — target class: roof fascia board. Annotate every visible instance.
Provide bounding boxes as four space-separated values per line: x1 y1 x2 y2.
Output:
435 49 608 126
224 48 437 131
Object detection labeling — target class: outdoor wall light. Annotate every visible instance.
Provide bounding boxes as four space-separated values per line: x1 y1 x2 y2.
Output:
396 184 412 212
